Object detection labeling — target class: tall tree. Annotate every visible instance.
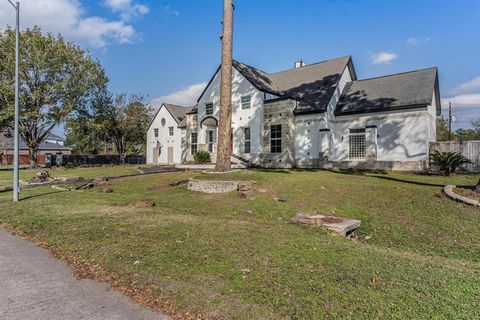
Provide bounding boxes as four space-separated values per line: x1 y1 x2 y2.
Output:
95 93 151 163
0 27 107 168
215 0 234 172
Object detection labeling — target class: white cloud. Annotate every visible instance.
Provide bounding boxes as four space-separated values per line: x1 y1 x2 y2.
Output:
163 5 180 17
104 0 149 21
442 94 480 108
370 51 399 65
0 0 143 48
442 76 480 109
406 37 431 45
449 76 480 96
152 82 208 107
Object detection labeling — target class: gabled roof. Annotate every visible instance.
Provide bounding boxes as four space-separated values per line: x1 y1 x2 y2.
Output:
273 56 356 115
335 67 440 116
147 102 192 130
46 132 65 141
194 56 356 115
19 140 71 151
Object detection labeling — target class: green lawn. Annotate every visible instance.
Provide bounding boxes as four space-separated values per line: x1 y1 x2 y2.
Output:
0 169 479 319
0 166 140 187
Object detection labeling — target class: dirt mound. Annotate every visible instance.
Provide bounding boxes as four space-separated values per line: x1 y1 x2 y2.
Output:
132 200 156 207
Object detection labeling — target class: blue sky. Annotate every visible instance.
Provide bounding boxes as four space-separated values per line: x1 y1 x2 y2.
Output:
1 0 480 130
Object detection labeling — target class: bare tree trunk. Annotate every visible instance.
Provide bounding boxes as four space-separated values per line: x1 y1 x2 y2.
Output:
215 0 234 172
29 146 38 169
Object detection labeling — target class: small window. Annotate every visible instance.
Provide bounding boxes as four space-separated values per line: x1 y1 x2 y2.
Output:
191 132 198 155
243 127 251 154
161 118 166 126
206 103 213 115
169 127 174 136
206 129 216 153
241 95 251 109
154 128 159 138
270 124 282 153
349 128 366 160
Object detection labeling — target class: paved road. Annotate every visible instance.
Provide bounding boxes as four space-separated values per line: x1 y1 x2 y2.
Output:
0 227 168 320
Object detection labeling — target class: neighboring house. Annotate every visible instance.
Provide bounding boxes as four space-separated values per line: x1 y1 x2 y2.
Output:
0 131 72 165
147 55 440 170
146 103 192 165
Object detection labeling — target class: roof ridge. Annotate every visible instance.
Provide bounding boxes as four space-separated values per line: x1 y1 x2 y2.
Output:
352 67 438 82
269 55 351 76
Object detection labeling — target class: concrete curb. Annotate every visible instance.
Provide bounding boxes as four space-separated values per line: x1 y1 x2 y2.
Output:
443 185 480 207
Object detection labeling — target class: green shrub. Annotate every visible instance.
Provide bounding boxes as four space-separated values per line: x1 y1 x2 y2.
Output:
431 151 472 176
193 151 211 164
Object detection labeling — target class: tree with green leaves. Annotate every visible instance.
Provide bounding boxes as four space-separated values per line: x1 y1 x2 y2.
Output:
94 93 151 163
0 26 107 168
454 128 479 141
436 116 451 141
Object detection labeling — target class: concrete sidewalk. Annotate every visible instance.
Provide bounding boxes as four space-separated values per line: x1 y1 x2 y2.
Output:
0 227 168 320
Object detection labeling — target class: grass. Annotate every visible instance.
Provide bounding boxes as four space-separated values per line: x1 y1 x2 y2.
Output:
0 165 140 187
0 168 479 319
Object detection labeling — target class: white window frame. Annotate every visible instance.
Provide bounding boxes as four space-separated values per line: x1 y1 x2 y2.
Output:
243 127 251 154
169 126 174 136
154 128 159 138
270 124 282 153
206 129 216 153
348 128 366 160
191 132 198 155
241 95 251 109
205 103 213 115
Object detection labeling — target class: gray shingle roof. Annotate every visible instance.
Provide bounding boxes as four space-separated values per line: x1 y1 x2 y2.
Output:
148 103 193 130
234 56 354 115
19 140 71 151
335 67 439 116
272 56 354 115
194 56 355 115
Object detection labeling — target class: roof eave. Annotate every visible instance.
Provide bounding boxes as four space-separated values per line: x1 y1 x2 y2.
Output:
334 104 429 117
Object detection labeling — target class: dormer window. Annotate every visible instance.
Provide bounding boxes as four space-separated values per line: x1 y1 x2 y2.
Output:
206 103 213 115
241 95 251 109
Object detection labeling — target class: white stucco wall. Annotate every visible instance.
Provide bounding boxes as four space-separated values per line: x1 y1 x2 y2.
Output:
146 105 184 164
333 108 431 162
295 66 353 161
196 67 264 161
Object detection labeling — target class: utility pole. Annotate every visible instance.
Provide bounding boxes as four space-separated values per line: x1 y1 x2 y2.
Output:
215 0 234 172
448 102 452 141
7 0 20 202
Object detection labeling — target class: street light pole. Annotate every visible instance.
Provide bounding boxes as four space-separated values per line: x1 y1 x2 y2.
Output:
8 0 20 202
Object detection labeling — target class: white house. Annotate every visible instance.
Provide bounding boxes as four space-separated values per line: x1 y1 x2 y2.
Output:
146 103 192 165
147 55 441 171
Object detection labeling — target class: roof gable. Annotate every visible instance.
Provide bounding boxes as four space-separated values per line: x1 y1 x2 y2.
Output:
147 103 191 130
335 67 439 116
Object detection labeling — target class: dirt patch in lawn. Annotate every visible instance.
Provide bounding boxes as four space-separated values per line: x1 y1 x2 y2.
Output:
132 199 156 207
147 183 170 191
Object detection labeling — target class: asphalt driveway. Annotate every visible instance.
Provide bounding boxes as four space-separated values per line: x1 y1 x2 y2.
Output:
0 227 168 320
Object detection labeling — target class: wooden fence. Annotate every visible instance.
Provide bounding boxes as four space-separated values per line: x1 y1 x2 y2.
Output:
429 141 480 172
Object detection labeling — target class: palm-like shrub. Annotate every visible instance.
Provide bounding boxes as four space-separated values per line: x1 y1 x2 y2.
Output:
431 151 472 176
193 151 211 164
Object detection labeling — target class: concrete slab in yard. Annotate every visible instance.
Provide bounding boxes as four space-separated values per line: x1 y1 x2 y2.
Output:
290 214 361 237
0 227 168 320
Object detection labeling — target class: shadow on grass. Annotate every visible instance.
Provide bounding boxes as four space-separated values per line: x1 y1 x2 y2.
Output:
20 190 67 201
325 169 451 187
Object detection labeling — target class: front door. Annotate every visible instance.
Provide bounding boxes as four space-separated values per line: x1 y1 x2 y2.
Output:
167 147 174 165
152 147 159 164
319 132 330 161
